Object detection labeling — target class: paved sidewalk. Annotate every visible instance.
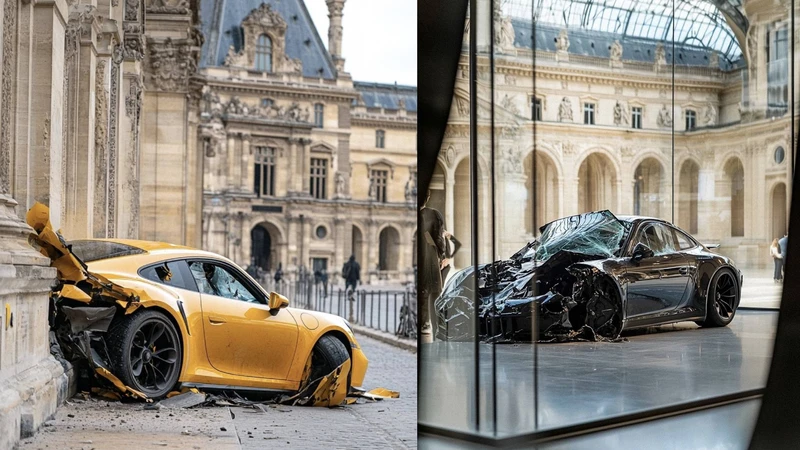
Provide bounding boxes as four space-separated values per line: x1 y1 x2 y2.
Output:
17 333 417 450
740 269 782 309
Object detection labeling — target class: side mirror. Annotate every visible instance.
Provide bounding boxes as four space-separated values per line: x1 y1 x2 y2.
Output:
268 292 289 310
631 243 655 263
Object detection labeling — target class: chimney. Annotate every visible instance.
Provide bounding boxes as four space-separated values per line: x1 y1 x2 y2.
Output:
326 0 346 71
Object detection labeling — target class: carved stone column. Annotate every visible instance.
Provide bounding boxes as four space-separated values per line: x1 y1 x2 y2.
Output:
226 133 237 190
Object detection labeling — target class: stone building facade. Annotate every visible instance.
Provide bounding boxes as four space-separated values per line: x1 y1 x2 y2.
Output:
434 0 795 271
197 1 417 283
0 0 415 446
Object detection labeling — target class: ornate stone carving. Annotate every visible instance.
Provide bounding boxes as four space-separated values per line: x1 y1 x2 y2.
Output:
146 37 198 91
557 97 573 122
561 141 576 156
200 119 226 157
146 0 189 15
501 146 522 174
500 124 519 139
123 23 144 61
125 76 143 121
499 94 520 116
704 103 717 126
95 61 109 237
0 0 18 193
609 40 623 61
657 104 672 128
455 96 469 117
220 96 311 124
620 146 635 158
223 3 303 74
107 48 123 238
125 0 140 21
556 29 570 52
505 74 516 86
613 101 629 126
444 144 456 167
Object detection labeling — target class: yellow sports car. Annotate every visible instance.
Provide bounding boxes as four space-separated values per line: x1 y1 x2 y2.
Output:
27 204 367 403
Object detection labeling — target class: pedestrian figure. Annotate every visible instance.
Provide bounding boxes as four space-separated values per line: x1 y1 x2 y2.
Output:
342 255 361 294
771 238 783 283
274 263 283 290
419 191 446 344
320 268 329 297
779 233 789 279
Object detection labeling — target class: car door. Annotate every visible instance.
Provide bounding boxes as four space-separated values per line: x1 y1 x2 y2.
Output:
623 222 690 318
188 260 299 381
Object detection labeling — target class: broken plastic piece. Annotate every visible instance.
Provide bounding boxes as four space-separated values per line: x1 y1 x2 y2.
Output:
61 306 116 333
94 367 149 401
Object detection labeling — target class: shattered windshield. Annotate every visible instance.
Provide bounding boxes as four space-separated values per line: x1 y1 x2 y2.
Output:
522 211 630 261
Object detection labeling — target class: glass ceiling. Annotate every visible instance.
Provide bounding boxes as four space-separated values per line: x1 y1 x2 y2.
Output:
502 0 746 63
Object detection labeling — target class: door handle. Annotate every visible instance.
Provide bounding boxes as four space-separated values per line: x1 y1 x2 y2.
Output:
208 316 226 324
679 267 689 275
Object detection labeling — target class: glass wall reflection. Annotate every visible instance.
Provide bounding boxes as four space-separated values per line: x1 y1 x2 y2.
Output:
419 0 795 440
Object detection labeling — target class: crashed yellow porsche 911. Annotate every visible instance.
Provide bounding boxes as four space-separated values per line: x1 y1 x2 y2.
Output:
26 203 367 405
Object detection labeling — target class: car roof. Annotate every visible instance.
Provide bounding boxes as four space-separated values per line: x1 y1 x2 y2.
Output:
616 215 669 224
72 238 221 259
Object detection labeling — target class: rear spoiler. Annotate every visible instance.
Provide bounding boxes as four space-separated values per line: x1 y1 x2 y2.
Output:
705 243 720 249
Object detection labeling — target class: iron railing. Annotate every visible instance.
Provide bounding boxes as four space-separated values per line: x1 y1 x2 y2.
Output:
257 276 417 340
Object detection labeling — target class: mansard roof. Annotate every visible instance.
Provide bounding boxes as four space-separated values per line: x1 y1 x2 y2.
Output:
199 0 337 79
353 82 418 113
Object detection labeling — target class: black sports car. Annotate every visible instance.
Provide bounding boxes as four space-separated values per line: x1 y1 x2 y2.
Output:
434 210 742 342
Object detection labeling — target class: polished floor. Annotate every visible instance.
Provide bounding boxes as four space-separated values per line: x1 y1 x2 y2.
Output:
419 310 777 438
420 399 761 449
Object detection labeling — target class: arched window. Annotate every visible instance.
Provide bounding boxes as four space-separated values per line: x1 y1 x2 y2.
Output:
255 34 273 72
314 103 324 128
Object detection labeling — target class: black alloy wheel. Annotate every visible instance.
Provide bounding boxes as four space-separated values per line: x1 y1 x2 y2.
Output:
700 269 739 327
107 310 182 399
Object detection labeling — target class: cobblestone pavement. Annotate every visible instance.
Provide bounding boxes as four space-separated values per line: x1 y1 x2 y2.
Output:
17 333 416 450
232 334 417 449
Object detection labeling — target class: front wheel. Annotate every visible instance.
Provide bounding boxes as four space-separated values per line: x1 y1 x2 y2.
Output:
106 310 182 399
699 269 739 328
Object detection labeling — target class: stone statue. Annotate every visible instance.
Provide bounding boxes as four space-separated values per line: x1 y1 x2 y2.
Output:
613 101 629 126
704 103 717 126
556 29 570 52
501 147 522 174
335 171 346 195
224 45 247 67
500 94 520 116
609 40 623 61
657 104 672 128
494 7 515 51
557 97 573 122
654 43 666 65
709 52 719 69
404 171 417 201
368 178 376 200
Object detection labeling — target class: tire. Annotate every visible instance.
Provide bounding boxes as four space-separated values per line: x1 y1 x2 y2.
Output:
308 335 351 390
699 268 739 328
106 310 182 399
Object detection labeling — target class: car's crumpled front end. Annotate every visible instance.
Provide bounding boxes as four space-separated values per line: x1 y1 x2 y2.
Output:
434 211 628 343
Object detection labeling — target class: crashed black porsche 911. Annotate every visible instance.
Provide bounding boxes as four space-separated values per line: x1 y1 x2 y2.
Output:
434 211 742 343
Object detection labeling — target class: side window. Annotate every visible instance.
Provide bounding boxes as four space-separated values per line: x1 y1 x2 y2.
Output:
636 224 664 255
674 229 696 250
140 260 192 290
188 261 260 304
656 224 678 254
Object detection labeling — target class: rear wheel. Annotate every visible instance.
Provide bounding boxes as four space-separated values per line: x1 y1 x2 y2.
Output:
106 310 182 399
699 269 739 328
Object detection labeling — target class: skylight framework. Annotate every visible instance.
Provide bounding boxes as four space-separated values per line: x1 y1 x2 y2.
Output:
502 0 745 63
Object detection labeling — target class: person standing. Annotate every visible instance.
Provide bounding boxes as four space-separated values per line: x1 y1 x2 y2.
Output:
440 230 461 284
342 255 361 293
274 263 283 290
771 238 783 283
419 192 446 343
779 234 789 279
